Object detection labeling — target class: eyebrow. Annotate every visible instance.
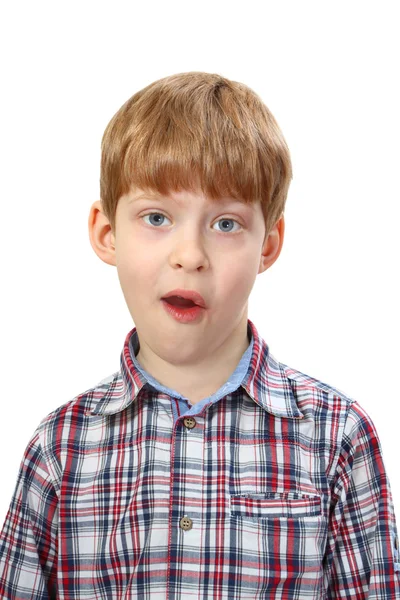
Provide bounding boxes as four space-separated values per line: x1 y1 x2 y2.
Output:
128 194 162 204
128 192 250 208
128 193 162 203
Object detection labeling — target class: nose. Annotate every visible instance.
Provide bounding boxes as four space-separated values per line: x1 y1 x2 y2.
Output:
168 235 210 271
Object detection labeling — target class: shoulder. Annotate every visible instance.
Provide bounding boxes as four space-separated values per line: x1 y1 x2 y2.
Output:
278 360 383 484
30 372 119 479
279 359 377 443
37 372 118 429
280 359 357 414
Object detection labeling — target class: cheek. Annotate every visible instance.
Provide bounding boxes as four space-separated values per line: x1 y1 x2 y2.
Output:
217 256 256 299
116 248 161 296
116 237 155 274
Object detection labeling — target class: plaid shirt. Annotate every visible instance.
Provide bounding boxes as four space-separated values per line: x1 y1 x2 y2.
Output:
1 318 399 599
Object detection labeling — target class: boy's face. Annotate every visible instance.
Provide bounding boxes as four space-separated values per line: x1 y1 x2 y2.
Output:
88 186 284 365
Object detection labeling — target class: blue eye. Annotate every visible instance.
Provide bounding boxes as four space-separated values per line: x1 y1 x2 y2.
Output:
141 213 242 233
142 213 170 227
213 218 241 233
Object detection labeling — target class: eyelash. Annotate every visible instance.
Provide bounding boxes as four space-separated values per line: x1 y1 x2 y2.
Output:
140 212 243 234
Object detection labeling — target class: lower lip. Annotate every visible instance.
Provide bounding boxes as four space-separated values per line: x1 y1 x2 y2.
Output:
161 299 205 323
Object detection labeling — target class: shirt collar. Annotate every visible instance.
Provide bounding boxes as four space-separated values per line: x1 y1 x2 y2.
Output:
88 318 304 420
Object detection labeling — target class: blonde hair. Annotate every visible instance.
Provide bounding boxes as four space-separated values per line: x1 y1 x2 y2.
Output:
100 71 292 238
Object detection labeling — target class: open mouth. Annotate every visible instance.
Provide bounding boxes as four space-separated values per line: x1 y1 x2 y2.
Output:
163 296 197 308
161 297 205 323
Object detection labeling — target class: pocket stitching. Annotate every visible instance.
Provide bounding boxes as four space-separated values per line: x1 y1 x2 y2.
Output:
230 492 322 519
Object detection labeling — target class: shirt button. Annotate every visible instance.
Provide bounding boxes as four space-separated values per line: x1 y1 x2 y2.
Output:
183 417 196 429
179 515 193 531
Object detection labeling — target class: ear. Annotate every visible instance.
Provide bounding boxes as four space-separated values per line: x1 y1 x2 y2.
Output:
258 213 285 275
88 200 117 267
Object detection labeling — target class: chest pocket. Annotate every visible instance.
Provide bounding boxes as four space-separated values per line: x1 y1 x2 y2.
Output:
228 490 325 596
230 491 322 519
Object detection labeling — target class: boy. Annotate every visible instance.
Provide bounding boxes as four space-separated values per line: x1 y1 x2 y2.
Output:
0 71 399 599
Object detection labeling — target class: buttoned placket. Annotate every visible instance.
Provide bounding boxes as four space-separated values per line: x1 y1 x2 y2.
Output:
167 412 205 596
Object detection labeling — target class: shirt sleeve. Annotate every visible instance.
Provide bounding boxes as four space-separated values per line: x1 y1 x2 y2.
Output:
324 400 400 599
0 428 59 599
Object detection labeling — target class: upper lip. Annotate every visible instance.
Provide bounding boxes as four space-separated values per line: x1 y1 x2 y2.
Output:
161 288 207 308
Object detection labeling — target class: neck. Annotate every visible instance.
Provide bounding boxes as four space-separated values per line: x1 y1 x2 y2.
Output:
135 317 250 404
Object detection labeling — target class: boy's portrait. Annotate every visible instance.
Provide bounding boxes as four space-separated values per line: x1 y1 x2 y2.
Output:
0 3 399 599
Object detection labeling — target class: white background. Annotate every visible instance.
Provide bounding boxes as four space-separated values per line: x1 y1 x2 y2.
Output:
0 1 399 525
